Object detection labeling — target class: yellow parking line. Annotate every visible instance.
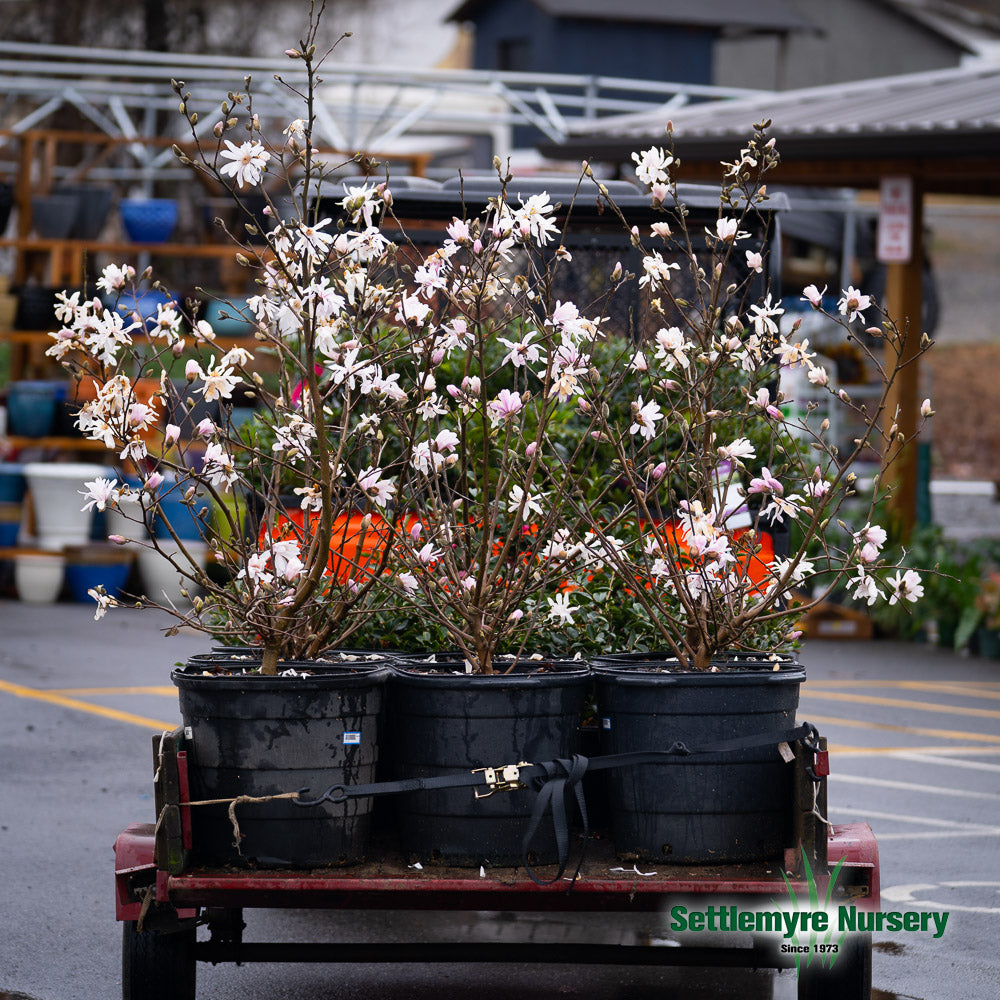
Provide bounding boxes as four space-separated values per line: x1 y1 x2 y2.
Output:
808 680 1000 702
49 686 176 696
831 745 1000 757
804 712 1000 744
800 688 1000 720
0 678 177 731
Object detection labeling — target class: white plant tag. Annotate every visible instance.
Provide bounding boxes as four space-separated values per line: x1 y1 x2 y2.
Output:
343 731 361 746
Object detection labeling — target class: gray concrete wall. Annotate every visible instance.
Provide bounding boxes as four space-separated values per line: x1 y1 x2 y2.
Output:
713 0 965 90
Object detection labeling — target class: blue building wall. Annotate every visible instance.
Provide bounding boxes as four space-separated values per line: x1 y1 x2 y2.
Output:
469 0 715 83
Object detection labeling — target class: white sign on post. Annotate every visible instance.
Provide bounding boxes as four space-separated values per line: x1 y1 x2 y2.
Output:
876 176 913 263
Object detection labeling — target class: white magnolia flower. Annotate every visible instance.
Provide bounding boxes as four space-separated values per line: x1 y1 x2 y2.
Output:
507 484 543 519
716 218 739 241
748 294 784 339
653 326 691 370
416 542 442 565
340 183 384 228
807 364 829 386
851 567 881 606
630 396 662 441
499 330 542 369
199 358 241 402
88 585 119 621
96 263 136 295
283 118 306 142
802 284 826 308
357 467 396 508
888 569 924 605
487 388 523 427
513 193 559 246
718 438 756 463
80 476 120 512
631 146 673 187
774 337 814 367
547 592 575 625
295 218 336 258
219 139 270 189
639 251 680 289
203 442 237 490
396 294 432 327
838 285 872 324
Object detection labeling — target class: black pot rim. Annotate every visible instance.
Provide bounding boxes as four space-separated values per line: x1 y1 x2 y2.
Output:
591 650 804 685
173 654 391 691
390 654 590 688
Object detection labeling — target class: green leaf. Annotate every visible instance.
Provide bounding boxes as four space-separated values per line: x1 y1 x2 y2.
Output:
954 604 983 651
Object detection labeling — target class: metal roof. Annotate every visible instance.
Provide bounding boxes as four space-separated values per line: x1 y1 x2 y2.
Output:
448 0 815 32
542 61 1000 193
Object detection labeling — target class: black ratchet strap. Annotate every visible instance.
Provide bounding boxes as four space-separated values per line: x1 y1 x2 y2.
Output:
293 722 817 887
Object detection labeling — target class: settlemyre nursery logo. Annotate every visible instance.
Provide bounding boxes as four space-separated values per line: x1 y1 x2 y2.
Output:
666 854 949 974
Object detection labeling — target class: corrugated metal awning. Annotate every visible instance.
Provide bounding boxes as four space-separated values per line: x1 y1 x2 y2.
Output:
541 62 1000 194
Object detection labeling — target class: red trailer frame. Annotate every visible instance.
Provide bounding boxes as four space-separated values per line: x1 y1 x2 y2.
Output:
115 727 879 1000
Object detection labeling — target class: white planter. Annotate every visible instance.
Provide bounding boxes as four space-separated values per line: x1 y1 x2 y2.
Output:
23 462 109 550
106 505 150 543
15 553 65 603
137 541 208 605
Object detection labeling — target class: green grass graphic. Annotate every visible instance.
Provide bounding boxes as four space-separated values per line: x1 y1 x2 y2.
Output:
778 851 848 974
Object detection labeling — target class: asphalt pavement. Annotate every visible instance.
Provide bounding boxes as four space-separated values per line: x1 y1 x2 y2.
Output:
1 600 998 1000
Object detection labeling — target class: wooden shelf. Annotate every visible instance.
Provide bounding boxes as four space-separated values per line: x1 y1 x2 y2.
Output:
1 329 259 350
0 435 114 452
0 237 256 257
0 236 271 287
0 546 68 558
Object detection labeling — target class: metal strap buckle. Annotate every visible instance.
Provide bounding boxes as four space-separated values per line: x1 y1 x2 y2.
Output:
472 761 529 799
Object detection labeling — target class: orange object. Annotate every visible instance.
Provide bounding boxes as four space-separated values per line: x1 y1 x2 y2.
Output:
655 519 775 589
261 509 388 583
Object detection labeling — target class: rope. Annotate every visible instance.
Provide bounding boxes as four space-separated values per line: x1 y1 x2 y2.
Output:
158 791 301 857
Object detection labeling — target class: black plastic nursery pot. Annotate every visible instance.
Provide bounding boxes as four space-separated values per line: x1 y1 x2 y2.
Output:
172 654 390 868
388 655 590 867
591 652 805 864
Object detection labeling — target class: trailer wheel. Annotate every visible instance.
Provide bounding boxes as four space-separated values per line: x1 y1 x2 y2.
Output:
796 932 872 1000
122 921 196 1000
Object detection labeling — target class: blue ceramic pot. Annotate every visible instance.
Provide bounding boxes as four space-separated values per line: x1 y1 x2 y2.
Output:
6 381 62 437
152 481 211 541
0 500 21 546
0 463 27 502
202 297 254 336
105 287 178 333
64 560 132 602
120 198 178 243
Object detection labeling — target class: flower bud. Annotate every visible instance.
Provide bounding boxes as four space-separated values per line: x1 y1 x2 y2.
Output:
185 359 200 382
144 472 164 492
164 423 180 446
